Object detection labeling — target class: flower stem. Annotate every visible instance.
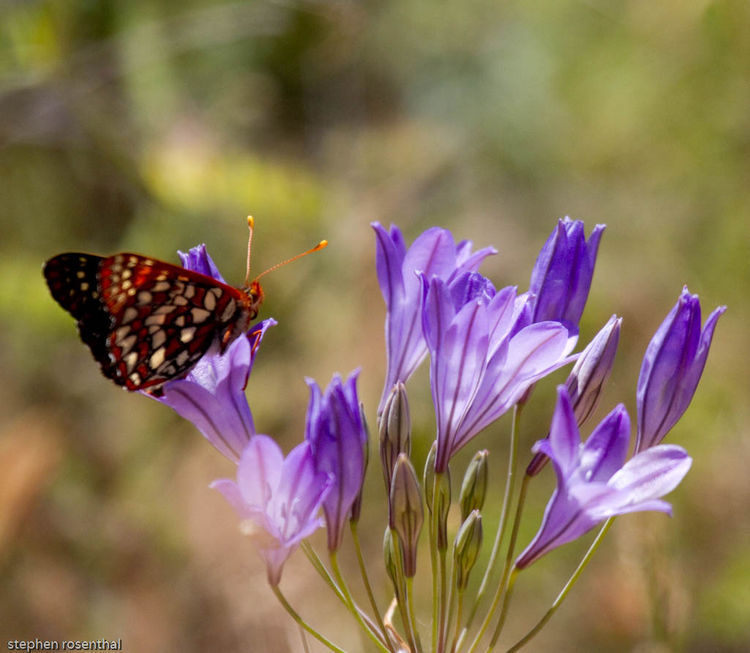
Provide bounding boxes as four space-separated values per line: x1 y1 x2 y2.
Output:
271 584 347 653
351 522 394 651
458 405 522 651
430 493 439 652
505 517 616 652
431 470 450 653
487 566 519 650
330 552 391 653
302 541 346 603
467 472 530 653
451 588 466 653
466 407 522 607
405 576 424 653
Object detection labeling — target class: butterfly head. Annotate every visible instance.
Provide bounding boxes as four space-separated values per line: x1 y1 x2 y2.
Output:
243 279 264 320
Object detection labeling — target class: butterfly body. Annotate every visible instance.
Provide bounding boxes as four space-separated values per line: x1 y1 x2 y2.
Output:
43 252 263 394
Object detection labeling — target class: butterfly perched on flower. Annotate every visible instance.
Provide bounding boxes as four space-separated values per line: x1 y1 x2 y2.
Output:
43 217 326 395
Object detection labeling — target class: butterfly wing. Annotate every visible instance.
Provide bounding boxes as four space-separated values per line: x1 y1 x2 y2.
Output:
43 253 122 383
44 252 247 393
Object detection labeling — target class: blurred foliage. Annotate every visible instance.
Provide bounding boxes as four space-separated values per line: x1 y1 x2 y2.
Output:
1 0 748 651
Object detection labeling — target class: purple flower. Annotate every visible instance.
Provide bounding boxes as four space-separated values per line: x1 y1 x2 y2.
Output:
372 223 496 414
516 387 692 569
178 244 227 282
529 217 605 333
155 320 274 461
305 370 368 551
422 273 576 473
152 244 276 461
211 436 332 585
636 287 725 453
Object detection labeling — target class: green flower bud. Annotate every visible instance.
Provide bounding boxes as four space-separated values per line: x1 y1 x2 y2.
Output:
460 450 489 521
380 383 411 496
383 527 400 588
390 454 423 577
454 510 483 591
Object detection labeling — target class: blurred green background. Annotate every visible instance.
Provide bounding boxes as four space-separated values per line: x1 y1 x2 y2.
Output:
1 0 748 651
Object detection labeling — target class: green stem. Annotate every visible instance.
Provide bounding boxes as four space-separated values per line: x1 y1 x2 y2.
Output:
445 562 458 653
271 584 347 653
467 473 530 653
405 576 424 653
462 406 522 643
488 567 519 650
298 624 311 653
351 522 394 652
330 552 391 653
438 543 449 652
451 589 465 653
302 541 346 603
431 470 450 653
506 517 616 652
430 475 440 651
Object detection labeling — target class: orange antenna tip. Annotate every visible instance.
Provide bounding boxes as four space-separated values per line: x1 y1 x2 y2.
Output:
253 238 329 283
247 215 255 229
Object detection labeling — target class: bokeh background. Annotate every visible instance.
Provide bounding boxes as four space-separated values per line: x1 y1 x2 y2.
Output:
1 1 748 651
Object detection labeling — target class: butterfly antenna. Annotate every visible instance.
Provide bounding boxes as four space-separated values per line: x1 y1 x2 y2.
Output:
244 215 255 287
253 240 328 283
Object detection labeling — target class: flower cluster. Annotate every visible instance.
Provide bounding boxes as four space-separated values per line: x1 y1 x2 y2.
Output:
141 218 723 651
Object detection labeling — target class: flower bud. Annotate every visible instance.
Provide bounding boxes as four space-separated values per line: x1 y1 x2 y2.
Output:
528 316 621 478
380 383 411 496
383 527 401 589
636 287 725 452
460 450 488 521
390 454 423 577
529 217 605 330
565 315 621 427
454 510 483 591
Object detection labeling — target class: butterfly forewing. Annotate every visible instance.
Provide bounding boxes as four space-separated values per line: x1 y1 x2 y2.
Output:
99 253 244 391
44 252 251 394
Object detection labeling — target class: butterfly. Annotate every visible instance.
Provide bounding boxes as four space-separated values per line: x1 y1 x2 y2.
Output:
43 218 327 395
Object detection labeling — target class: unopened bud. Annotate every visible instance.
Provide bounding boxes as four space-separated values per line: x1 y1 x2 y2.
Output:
390 454 423 577
383 527 400 588
380 383 411 496
566 315 621 427
454 510 483 591
460 450 488 521
529 316 621 478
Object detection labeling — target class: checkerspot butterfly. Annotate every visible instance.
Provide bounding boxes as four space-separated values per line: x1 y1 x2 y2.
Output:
43 218 327 395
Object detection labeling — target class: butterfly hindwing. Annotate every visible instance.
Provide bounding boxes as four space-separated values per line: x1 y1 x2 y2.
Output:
43 253 124 384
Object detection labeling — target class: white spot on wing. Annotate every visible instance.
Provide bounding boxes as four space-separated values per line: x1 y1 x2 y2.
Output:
122 307 138 324
124 351 138 372
152 329 166 349
191 307 210 323
149 347 166 369
180 327 196 343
